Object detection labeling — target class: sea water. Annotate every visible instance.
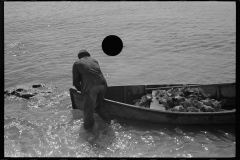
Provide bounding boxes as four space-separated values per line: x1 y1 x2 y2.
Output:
4 2 235 157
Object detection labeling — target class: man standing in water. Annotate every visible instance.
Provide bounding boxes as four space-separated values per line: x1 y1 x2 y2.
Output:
72 50 111 130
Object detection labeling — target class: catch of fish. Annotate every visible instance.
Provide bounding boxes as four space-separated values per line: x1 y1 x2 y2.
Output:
134 85 227 112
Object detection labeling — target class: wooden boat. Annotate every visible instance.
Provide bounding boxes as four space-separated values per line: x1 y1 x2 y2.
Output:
69 83 235 124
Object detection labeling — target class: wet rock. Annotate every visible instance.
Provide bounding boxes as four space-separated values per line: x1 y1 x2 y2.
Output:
186 106 200 112
182 85 194 97
182 85 190 93
191 99 204 109
169 88 181 97
4 83 55 100
182 98 192 109
188 94 199 100
174 95 185 102
16 88 25 92
134 94 152 108
195 101 204 109
4 89 37 99
200 105 215 112
158 98 169 110
32 84 44 88
15 92 37 99
200 99 212 106
211 99 227 112
4 90 11 96
197 88 210 99
158 96 174 110
155 90 167 98
169 105 186 112
166 98 175 108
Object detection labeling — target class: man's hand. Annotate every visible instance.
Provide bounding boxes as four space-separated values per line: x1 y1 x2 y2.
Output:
74 85 81 92
73 86 83 96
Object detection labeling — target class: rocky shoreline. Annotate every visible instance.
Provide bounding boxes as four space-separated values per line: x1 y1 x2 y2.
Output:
4 83 57 100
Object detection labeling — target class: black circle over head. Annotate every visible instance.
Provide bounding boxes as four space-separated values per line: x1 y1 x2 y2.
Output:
102 35 123 56
78 50 91 59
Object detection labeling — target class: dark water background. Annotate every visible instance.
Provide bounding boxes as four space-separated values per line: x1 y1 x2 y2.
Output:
4 2 235 157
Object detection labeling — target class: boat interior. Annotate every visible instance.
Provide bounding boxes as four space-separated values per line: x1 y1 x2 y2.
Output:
104 83 235 111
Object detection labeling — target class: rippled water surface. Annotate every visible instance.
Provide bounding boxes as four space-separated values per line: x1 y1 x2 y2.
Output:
4 2 235 157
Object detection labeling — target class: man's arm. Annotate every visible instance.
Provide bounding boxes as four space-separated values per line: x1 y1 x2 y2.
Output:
72 63 82 91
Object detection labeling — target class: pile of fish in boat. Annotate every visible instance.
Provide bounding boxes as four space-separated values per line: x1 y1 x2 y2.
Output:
134 85 227 112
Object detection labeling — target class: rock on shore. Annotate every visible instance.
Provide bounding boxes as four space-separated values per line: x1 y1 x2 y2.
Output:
4 83 57 100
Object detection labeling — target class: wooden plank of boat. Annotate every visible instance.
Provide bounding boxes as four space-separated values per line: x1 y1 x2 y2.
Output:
69 83 235 124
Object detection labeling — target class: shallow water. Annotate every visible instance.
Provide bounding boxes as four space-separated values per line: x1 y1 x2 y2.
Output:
4 2 235 157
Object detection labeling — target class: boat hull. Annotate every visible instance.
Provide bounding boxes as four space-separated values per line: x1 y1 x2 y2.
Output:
69 83 235 124
102 99 235 124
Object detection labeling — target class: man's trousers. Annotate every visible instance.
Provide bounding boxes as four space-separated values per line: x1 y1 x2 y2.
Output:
83 84 107 130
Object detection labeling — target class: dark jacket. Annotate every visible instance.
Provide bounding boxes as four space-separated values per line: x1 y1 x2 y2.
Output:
72 56 107 95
